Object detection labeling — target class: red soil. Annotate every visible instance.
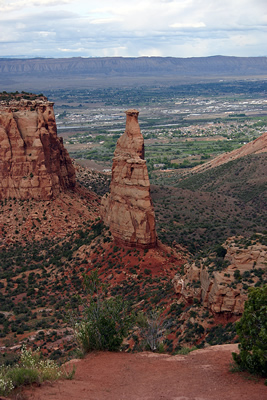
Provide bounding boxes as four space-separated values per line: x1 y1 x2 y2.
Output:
23 344 266 400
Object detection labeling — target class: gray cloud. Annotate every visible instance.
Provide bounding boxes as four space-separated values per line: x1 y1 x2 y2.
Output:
0 0 266 57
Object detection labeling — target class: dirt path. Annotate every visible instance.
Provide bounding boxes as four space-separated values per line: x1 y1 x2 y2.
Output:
23 344 266 400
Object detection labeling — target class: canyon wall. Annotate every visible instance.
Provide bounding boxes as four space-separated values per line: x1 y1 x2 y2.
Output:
0 97 75 200
101 109 157 248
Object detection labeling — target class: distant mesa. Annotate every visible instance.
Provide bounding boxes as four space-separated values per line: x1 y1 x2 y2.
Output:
1 56 266 91
101 109 157 248
0 56 266 78
0 93 76 200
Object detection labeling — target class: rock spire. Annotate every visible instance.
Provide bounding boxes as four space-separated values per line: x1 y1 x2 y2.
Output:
0 97 75 200
101 109 157 248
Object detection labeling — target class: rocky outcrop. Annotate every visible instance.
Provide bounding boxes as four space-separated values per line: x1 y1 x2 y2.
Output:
0 97 75 200
172 235 267 315
101 109 157 248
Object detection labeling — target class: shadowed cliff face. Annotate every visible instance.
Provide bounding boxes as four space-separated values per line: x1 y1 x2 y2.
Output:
101 109 157 249
0 98 75 200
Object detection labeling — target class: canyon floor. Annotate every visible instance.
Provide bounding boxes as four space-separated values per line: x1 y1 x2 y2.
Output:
22 344 266 400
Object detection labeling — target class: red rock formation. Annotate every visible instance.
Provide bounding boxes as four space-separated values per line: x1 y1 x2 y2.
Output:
0 97 75 200
101 109 157 248
172 235 267 315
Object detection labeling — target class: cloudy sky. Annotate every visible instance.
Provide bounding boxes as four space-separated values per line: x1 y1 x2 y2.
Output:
0 0 266 58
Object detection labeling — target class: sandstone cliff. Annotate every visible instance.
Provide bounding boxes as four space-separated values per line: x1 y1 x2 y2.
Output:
172 235 267 315
101 109 157 248
0 97 75 200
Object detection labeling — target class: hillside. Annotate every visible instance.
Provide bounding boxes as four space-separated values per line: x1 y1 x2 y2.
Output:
0 96 266 397
3 150 266 364
73 150 267 254
152 155 266 252
74 151 267 254
151 148 267 252
190 131 267 175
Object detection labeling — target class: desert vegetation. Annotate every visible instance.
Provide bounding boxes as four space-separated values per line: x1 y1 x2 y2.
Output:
73 270 132 353
150 153 267 253
0 81 266 395
0 344 75 397
1 218 266 366
232 285 267 382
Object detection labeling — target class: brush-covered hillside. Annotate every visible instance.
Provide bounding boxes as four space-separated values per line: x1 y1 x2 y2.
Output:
152 148 266 253
0 131 266 370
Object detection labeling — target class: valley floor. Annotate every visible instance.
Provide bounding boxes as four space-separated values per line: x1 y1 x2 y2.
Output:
23 344 266 400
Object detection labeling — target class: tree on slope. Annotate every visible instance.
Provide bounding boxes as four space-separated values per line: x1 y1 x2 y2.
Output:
74 270 132 353
232 285 267 378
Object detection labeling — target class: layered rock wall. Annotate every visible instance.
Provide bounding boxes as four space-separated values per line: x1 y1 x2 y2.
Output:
0 98 75 200
101 109 157 248
172 236 267 315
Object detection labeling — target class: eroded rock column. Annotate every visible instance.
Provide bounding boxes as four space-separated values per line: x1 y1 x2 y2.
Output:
101 109 157 248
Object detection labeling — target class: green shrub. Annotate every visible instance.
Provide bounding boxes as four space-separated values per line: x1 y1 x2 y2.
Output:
175 346 197 355
0 345 66 397
74 270 132 353
0 369 14 396
6 367 39 388
234 269 241 280
215 245 227 258
232 285 267 377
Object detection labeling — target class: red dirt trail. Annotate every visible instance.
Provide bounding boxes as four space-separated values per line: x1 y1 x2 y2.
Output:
23 344 266 400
